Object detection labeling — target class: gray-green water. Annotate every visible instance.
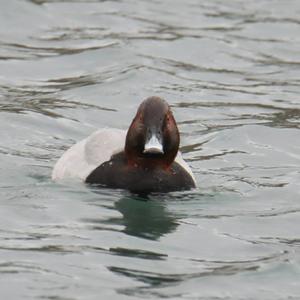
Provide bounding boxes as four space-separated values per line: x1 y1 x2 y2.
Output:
1 0 300 299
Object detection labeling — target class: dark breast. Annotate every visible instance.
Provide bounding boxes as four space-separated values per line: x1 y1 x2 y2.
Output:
85 152 195 194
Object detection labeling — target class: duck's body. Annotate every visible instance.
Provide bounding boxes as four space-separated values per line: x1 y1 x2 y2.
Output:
52 97 196 193
52 128 126 181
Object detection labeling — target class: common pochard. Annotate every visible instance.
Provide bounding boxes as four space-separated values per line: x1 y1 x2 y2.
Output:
52 96 196 193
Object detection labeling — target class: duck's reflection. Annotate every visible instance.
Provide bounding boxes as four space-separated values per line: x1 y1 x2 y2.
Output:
113 196 178 240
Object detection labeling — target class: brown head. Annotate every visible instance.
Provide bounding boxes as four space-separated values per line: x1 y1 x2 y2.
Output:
125 96 180 169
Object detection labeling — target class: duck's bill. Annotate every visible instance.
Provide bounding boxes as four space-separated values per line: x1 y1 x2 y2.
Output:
143 134 164 154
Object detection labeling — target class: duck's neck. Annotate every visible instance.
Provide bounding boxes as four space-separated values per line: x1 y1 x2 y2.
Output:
125 150 176 171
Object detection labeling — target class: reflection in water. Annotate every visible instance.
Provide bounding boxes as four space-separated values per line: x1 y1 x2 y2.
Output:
84 193 179 240
114 196 178 240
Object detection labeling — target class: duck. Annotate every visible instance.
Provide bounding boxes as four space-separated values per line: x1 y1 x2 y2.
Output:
52 96 196 193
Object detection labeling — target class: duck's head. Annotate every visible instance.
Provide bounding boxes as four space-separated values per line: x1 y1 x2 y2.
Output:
125 96 179 169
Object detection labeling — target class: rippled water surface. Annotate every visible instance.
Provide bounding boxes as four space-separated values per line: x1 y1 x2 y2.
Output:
1 0 300 299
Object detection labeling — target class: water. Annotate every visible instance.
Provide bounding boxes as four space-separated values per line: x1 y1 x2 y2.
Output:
1 0 300 299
